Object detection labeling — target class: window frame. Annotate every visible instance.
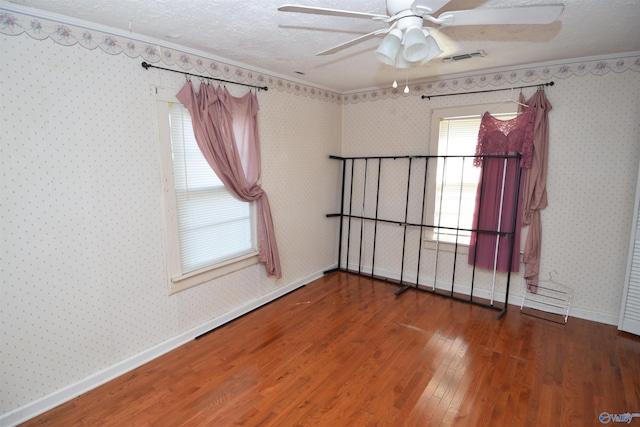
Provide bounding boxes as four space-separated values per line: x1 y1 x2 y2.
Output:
425 103 518 253
155 87 258 294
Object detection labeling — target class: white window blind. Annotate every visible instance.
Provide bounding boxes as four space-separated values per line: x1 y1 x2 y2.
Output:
434 113 515 244
168 103 256 274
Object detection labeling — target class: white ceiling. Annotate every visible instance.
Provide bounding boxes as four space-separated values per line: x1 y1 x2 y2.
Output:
6 0 640 93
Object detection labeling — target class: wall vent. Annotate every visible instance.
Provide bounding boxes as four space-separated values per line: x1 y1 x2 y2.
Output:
441 50 487 63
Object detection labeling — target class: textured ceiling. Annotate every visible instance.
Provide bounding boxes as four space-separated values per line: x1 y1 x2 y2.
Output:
5 0 640 92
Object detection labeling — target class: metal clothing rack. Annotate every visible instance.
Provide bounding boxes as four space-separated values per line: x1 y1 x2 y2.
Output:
325 153 523 319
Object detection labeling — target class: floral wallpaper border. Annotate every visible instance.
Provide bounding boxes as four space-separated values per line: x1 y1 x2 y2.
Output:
348 53 640 104
0 7 343 103
2 6 639 105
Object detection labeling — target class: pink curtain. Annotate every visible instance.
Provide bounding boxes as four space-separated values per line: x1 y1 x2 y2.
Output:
519 89 552 291
177 81 282 279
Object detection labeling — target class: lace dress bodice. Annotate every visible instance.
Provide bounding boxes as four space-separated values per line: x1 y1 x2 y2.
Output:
474 107 535 168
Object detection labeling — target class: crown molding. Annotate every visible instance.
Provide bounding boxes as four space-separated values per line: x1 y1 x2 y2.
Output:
2 2 639 105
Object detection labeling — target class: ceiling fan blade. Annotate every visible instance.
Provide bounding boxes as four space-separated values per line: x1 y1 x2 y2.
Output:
411 0 453 15
316 29 389 56
278 5 389 20
438 4 564 26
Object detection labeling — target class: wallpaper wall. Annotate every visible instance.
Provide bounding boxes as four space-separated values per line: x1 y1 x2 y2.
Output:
1 33 341 419
2 3 640 424
342 69 640 322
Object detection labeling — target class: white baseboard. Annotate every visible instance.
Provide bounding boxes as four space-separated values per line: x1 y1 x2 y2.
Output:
564 307 619 326
340 263 621 326
0 268 329 427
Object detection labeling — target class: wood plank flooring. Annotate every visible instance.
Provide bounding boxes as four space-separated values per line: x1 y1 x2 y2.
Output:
22 272 640 426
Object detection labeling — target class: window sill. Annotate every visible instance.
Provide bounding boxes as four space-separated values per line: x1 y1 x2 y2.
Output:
423 239 470 254
423 239 526 262
169 252 259 294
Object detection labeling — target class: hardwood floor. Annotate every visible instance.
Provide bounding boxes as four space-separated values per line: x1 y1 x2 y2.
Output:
22 272 640 426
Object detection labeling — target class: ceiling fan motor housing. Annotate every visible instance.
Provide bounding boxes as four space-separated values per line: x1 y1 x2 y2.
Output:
387 0 425 15
396 14 424 31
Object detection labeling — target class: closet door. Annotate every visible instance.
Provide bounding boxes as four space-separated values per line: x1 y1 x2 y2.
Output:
619 161 640 336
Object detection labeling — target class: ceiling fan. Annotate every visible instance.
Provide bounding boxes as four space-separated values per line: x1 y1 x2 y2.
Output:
278 0 564 68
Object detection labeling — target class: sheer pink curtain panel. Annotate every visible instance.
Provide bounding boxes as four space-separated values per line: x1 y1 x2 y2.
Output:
176 81 282 279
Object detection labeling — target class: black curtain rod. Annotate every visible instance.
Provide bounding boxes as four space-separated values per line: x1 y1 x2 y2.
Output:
330 153 520 160
141 62 268 91
421 81 553 100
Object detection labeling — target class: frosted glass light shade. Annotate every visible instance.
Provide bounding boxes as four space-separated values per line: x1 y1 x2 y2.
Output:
394 51 412 69
375 29 402 66
419 35 443 64
402 26 429 62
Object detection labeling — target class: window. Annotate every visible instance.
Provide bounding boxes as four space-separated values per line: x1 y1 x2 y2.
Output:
156 88 258 293
428 104 516 246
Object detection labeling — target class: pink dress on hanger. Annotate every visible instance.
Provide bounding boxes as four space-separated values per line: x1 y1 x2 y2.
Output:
468 107 535 272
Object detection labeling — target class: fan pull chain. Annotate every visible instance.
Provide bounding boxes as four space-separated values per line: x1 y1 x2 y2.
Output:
403 69 409 94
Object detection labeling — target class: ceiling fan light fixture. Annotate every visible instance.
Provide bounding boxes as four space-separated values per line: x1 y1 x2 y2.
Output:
375 28 403 66
280 2 567 72
402 25 429 62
